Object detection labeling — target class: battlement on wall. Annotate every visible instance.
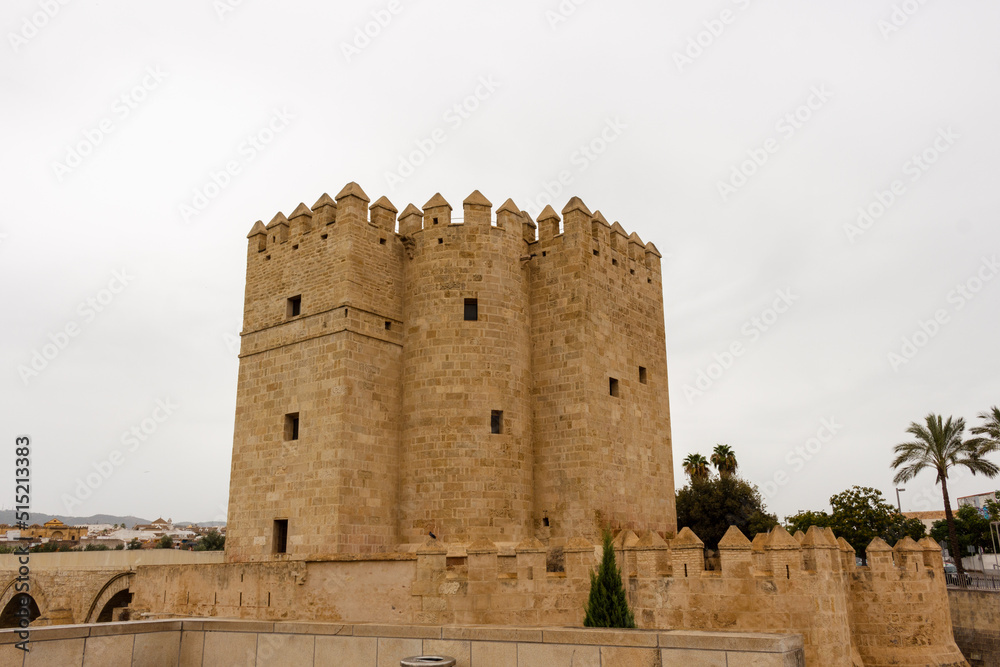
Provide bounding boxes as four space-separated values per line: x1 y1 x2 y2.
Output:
244 181 663 271
410 525 947 589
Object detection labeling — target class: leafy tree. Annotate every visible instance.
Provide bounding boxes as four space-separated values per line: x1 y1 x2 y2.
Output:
930 505 995 555
83 543 110 551
157 535 174 549
784 510 832 535
682 453 710 482
114 543 125 550
784 486 924 564
127 538 142 550
194 529 226 551
892 413 1000 576
710 444 738 478
985 497 1000 521
676 475 778 550
583 530 635 628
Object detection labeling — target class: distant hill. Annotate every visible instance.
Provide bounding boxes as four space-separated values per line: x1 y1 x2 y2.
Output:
0 511 150 527
0 510 227 528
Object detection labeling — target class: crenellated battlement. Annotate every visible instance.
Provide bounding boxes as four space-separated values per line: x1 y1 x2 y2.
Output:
245 183 662 280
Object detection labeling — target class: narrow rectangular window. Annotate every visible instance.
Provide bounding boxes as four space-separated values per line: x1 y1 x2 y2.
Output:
639 367 647 384
273 519 288 554
385 321 392 330
464 298 478 321
284 413 299 441
609 377 619 397
491 410 503 434
286 295 302 318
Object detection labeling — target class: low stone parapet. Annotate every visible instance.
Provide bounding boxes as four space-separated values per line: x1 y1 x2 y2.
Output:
0 618 804 666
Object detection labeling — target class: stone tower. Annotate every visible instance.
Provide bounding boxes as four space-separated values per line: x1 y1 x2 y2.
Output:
225 182 675 562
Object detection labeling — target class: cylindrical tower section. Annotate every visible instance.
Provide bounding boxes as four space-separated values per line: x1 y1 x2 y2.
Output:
399 191 532 546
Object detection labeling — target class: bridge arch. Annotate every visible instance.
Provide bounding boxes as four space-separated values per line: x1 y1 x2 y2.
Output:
84 572 135 623
0 576 48 628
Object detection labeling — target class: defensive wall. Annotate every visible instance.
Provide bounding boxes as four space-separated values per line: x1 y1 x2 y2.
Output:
227 182 675 561
125 526 967 666
949 587 1000 666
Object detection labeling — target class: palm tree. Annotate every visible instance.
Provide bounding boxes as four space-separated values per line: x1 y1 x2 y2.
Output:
971 406 1000 445
891 413 1000 577
710 444 738 478
682 453 710 482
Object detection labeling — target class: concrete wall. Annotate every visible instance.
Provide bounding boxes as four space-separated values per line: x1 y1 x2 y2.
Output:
0 619 805 666
949 588 1000 666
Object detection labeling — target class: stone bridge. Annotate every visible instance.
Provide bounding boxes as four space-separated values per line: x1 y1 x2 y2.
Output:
0 551 223 627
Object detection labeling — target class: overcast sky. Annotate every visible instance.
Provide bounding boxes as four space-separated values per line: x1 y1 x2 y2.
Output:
2 1 999 525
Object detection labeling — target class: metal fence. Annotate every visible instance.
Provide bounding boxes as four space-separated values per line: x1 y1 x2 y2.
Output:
945 572 1000 591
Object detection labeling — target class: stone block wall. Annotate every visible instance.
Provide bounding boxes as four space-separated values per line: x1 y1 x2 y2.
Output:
949 588 1000 666
226 182 675 560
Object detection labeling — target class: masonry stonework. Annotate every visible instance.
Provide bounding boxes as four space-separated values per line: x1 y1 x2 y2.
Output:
226 182 675 560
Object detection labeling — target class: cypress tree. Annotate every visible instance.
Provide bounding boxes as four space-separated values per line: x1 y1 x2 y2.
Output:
583 530 636 628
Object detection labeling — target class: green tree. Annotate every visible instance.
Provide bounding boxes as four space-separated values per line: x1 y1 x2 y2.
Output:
83 543 110 551
676 475 778 550
127 538 142 550
985 496 1000 521
682 453 710 482
784 510 832 535
157 535 174 549
930 505 995 555
891 413 1000 576
583 530 635 628
785 486 924 564
194 529 226 551
710 444 738 478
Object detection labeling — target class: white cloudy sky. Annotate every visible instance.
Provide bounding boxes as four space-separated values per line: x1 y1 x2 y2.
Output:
2 1 999 524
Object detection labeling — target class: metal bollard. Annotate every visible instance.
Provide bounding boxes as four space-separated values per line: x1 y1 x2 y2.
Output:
400 656 456 667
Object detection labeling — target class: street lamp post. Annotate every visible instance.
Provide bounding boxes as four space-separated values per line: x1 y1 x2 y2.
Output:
896 487 906 513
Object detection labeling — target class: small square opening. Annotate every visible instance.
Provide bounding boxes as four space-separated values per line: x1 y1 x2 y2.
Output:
379 238 386 245
321 233 328 240
433 217 439 225
286 295 302 318
630 269 635 275
438 238 443 244
284 413 299 441
292 244 299 250
273 519 288 554
612 258 618 266
593 249 599 256
491 410 503 434
385 321 392 330
609 377 619 397
639 367 647 384
464 298 478 321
